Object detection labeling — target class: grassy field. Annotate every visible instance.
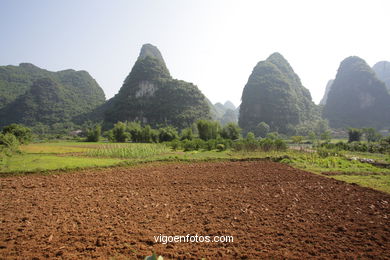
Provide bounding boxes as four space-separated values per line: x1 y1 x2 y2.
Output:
2 141 390 193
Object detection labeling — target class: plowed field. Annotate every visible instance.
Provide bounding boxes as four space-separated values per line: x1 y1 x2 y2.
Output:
1 161 390 259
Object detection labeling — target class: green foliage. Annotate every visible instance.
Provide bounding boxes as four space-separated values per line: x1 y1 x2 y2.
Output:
180 127 193 141
2 124 32 144
291 136 303 144
158 126 179 142
220 122 241 140
266 132 279 140
255 122 270 138
197 120 220 141
0 133 20 153
348 128 363 143
216 143 225 152
320 130 332 142
323 56 390 129
0 64 106 127
182 139 205 151
233 133 287 152
112 122 130 142
86 125 101 142
239 52 320 135
126 121 143 142
363 128 381 142
319 138 390 154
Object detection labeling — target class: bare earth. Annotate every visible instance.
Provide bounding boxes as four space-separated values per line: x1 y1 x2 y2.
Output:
1 161 390 259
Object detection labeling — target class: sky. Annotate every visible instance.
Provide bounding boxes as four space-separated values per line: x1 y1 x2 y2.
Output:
1 0 389 107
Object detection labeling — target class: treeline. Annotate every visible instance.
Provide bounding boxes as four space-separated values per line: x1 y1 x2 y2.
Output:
318 128 390 154
86 120 287 152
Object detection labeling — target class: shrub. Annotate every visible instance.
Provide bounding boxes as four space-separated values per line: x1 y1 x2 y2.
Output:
220 123 241 140
206 139 217 151
216 143 225 152
274 139 287 151
183 139 205 151
348 128 362 143
255 122 270 138
2 124 32 144
0 133 20 153
180 127 193 141
169 140 180 150
86 125 101 142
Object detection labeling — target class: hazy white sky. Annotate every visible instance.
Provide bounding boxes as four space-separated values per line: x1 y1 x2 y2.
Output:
1 0 389 107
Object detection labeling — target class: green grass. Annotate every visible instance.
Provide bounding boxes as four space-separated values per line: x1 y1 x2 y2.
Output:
20 142 104 154
284 151 390 174
344 151 390 163
332 175 390 193
86 143 172 158
0 154 124 174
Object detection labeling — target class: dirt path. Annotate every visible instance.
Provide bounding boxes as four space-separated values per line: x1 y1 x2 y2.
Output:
1 161 390 259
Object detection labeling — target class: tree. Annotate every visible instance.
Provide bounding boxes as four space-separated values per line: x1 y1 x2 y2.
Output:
1 124 32 144
266 132 279 140
86 125 101 142
158 126 178 142
180 127 193 141
348 128 362 142
220 123 241 140
141 125 153 143
126 121 142 142
291 136 303 144
112 122 130 142
255 122 270 138
246 132 256 143
197 120 220 140
363 128 381 142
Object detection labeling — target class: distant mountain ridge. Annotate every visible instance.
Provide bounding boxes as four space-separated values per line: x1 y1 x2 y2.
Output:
0 63 106 127
212 100 238 125
323 56 390 129
239 52 319 135
373 61 390 93
102 43 211 129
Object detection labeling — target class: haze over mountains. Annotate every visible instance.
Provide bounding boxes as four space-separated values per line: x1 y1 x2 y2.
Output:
323 57 390 129
0 44 389 132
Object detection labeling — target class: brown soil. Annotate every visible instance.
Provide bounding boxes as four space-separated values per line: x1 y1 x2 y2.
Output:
1 161 390 259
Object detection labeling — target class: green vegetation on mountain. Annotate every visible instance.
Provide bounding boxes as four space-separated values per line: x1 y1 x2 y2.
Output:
372 61 390 93
0 63 106 127
104 44 211 129
239 52 320 135
323 56 390 129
